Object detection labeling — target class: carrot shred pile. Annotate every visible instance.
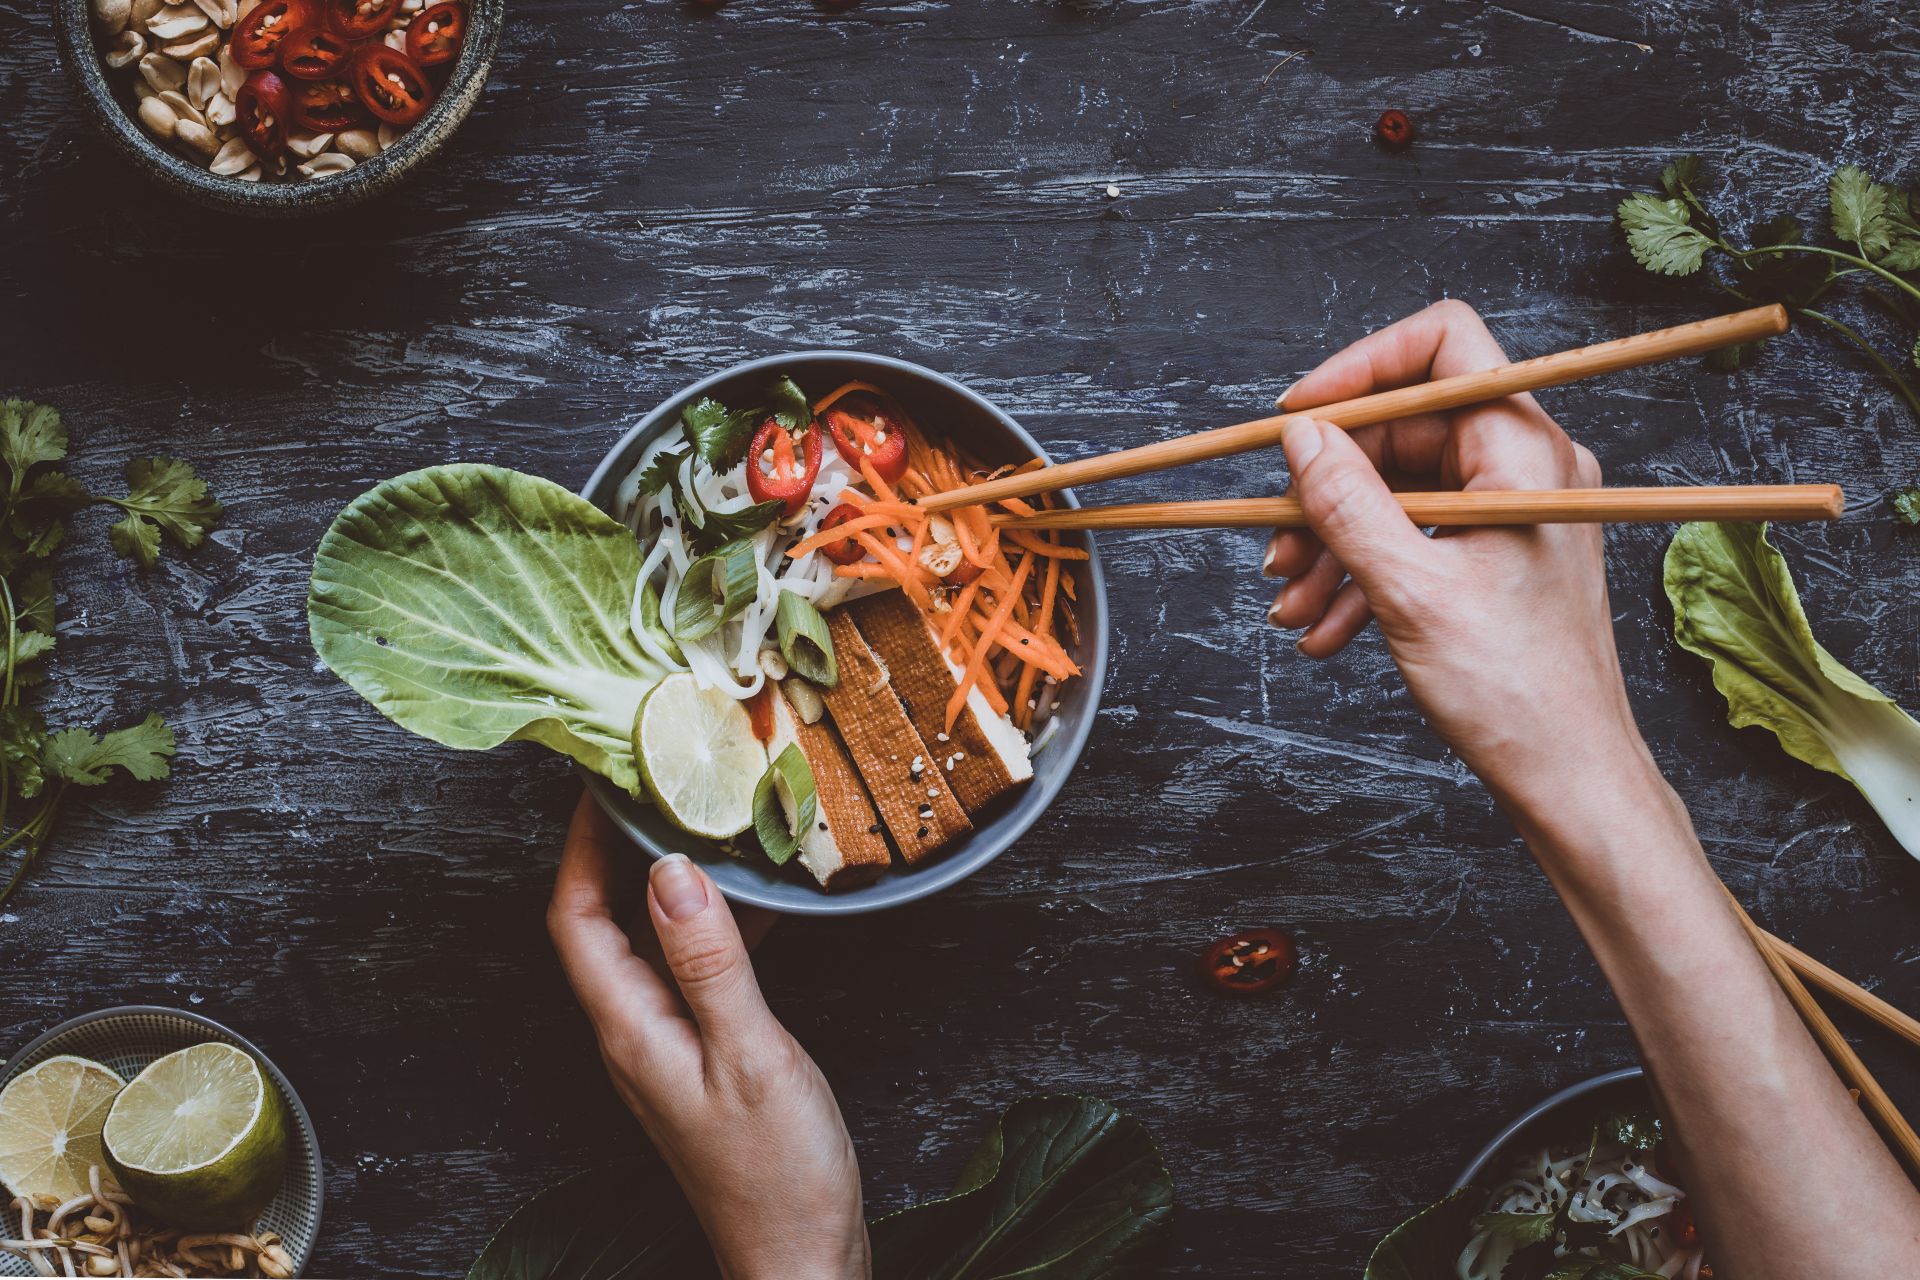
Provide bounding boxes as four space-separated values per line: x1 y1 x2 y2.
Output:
791 381 1084 732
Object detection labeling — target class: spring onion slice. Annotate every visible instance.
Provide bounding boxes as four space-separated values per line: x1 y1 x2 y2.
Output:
776 590 838 687
753 744 818 865
638 578 686 664
674 539 758 642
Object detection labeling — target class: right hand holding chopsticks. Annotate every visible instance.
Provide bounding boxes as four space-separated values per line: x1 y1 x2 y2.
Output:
1264 300 1644 802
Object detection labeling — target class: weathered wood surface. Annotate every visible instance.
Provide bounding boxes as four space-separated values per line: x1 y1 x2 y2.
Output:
4 0 1919 1274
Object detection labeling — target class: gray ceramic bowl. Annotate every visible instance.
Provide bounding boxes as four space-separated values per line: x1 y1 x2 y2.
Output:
1452 1066 1648 1191
578 352 1110 916
54 0 502 215
0 1006 323 1277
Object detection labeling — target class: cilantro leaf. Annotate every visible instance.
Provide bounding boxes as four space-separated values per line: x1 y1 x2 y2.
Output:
0 401 68 489
13 571 53 633
765 376 812 432
681 397 762 470
5 629 54 667
1618 194 1711 275
1705 338 1766 371
44 713 175 786
1659 155 1701 199
0 706 46 801
1831 165 1894 258
1895 486 1920 524
636 446 691 496
1598 1107 1664 1151
677 494 785 556
101 456 221 567
1472 1210 1554 1244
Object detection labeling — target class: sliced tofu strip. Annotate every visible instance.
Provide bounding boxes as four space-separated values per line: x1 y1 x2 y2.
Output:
846 592 1033 814
819 610 970 863
767 684 892 892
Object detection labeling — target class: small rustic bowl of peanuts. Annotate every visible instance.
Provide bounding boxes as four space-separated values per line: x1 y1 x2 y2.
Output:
55 0 503 214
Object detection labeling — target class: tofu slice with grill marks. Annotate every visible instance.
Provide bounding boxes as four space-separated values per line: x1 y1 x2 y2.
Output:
819 610 970 863
846 592 1033 814
766 685 892 892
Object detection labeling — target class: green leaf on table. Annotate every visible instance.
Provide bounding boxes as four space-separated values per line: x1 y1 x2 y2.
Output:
14 570 54 633
5 628 54 668
869 1095 1174 1279
1895 486 1920 525
1365 1186 1483 1280
681 397 762 470
44 713 174 785
1659 155 1701 200
0 400 68 485
308 464 665 797
1831 165 1894 258
102 456 222 567
1618 195 1711 276
466 1157 719 1280
1598 1107 1664 1151
1544 1265 1663 1280
1666 521 1920 859
0 706 47 801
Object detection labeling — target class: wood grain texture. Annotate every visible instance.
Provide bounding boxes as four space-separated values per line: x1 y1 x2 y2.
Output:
3 1 1919 1276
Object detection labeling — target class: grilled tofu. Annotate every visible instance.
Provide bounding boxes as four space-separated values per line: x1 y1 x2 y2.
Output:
819 610 970 863
846 592 1033 814
767 685 892 892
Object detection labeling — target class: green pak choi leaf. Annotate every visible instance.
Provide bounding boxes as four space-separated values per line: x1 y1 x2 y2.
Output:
466 1158 718 1280
1618 195 1711 276
1365 1186 1483 1280
1666 522 1920 859
308 464 664 797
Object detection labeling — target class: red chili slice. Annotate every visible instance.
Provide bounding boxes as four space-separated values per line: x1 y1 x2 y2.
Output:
348 43 432 126
745 687 775 744
815 503 867 565
289 77 366 131
823 398 908 484
1201 928 1297 995
231 0 308 70
745 417 823 516
405 1 465 67
235 70 292 160
279 25 353 79
323 0 400 38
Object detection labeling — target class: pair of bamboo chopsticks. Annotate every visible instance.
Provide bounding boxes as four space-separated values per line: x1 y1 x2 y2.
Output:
929 303 1846 530
1723 887 1920 1172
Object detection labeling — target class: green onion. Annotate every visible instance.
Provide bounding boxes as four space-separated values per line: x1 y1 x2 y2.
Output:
638 579 684 663
673 539 758 642
753 743 818 865
775 591 837 687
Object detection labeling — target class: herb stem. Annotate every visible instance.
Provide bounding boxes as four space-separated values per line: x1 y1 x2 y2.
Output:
1796 307 1920 421
1733 243 1920 309
0 787 63 908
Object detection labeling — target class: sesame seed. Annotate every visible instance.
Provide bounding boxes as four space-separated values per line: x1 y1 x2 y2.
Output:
917 825 929 838
927 787 940 798
935 732 949 742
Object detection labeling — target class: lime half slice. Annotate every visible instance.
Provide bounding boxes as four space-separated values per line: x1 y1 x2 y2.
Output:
103 1043 287 1229
634 673 767 839
0 1055 126 1202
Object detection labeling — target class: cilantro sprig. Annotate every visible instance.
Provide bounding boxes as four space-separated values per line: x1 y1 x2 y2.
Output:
1618 158 1920 516
0 400 220 905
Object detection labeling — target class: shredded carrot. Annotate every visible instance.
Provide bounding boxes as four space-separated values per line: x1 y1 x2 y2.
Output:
859 458 900 505
953 514 994 569
838 491 921 519
786 512 897 560
834 563 901 580
948 553 1032 731
812 380 889 416
1003 528 1090 560
1013 539 1066 728
997 495 1039 518
941 579 983 645
851 530 932 608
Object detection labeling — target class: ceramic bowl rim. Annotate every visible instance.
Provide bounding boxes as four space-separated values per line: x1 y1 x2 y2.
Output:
51 0 502 215
1 1004 324 1275
1451 1065 1647 1191
576 350 1110 916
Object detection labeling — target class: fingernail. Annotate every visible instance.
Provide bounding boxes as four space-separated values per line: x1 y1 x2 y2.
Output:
1273 379 1299 410
1261 544 1282 578
651 853 708 920
1281 417 1324 471
1266 590 1288 627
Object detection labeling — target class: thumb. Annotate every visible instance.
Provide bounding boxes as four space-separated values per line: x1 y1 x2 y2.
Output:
1282 418 1429 589
648 854 779 1049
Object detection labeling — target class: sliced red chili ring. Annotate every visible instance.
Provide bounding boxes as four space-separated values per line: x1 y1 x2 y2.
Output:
235 70 292 160
323 0 400 38
278 24 354 80
405 1 466 67
823 398 909 484
745 417 823 516
348 43 432 126
1201 928 1297 995
231 0 308 70
289 77 367 131
815 503 868 565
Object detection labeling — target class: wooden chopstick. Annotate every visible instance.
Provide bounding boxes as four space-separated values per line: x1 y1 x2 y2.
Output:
988 484 1843 531
1722 884 1920 1172
1761 929 1920 1052
922 304 1790 513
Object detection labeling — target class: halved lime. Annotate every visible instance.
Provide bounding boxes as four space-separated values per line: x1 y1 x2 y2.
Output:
0 1055 126 1202
634 673 767 838
102 1043 287 1230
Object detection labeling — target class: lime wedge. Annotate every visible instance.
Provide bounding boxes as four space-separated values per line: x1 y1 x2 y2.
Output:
0 1055 126 1202
103 1043 287 1229
634 673 767 838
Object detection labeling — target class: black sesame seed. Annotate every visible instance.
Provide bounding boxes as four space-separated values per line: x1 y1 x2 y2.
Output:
917 825 930 838
867 823 881 834
817 821 828 830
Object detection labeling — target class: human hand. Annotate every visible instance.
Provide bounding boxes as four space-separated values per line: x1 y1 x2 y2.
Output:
1262 301 1652 807
547 795 870 1280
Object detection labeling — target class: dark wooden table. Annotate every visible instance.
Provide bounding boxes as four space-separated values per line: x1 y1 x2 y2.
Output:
4 1 1918 1274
